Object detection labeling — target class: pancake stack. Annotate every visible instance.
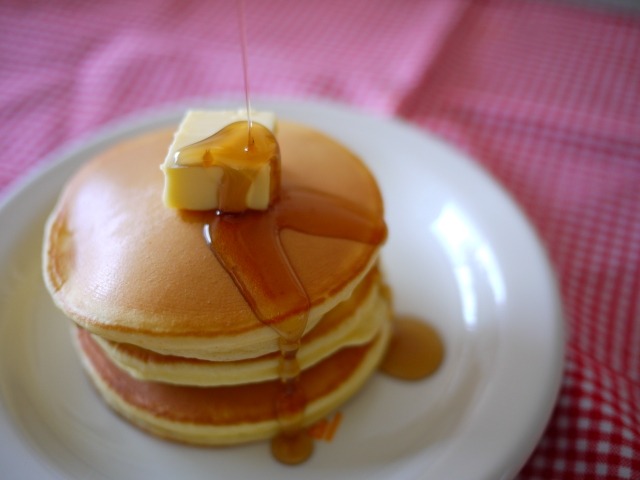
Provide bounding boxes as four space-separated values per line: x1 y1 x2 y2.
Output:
42 119 391 447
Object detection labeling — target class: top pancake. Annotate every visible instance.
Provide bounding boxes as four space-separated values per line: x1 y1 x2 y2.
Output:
43 121 385 359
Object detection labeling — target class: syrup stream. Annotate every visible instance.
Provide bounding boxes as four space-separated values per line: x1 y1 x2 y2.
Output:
232 0 317 463
189 1 443 464
236 0 253 148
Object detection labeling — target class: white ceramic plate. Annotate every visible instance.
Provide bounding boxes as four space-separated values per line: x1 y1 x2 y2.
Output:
0 100 563 480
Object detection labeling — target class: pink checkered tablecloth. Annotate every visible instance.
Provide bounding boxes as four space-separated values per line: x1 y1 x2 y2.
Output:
1 0 639 478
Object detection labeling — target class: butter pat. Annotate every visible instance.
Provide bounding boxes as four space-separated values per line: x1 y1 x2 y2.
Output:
161 110 279 211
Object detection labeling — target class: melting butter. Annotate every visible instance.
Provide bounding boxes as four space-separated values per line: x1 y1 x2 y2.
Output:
161 110 279 212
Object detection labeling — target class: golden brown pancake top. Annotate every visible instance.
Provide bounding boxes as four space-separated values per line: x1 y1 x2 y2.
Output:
45 121 384 340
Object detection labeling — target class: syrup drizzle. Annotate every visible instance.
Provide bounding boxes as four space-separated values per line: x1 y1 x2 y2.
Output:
191 121 445 463
189 0 443 464
202 125 387 463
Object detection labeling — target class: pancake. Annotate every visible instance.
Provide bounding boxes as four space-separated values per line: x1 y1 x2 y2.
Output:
43 121 385 360
43 116 391 453
74 320 390 446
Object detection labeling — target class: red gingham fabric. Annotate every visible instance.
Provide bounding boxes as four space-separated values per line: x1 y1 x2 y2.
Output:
1 0 639 478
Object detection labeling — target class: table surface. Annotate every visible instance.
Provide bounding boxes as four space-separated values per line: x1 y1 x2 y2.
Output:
1 1 639 479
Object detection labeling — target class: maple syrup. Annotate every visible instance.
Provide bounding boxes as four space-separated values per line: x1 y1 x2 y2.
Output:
201 121 386 464
380 316 445 380
182 0 441 465
188 118 444 462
